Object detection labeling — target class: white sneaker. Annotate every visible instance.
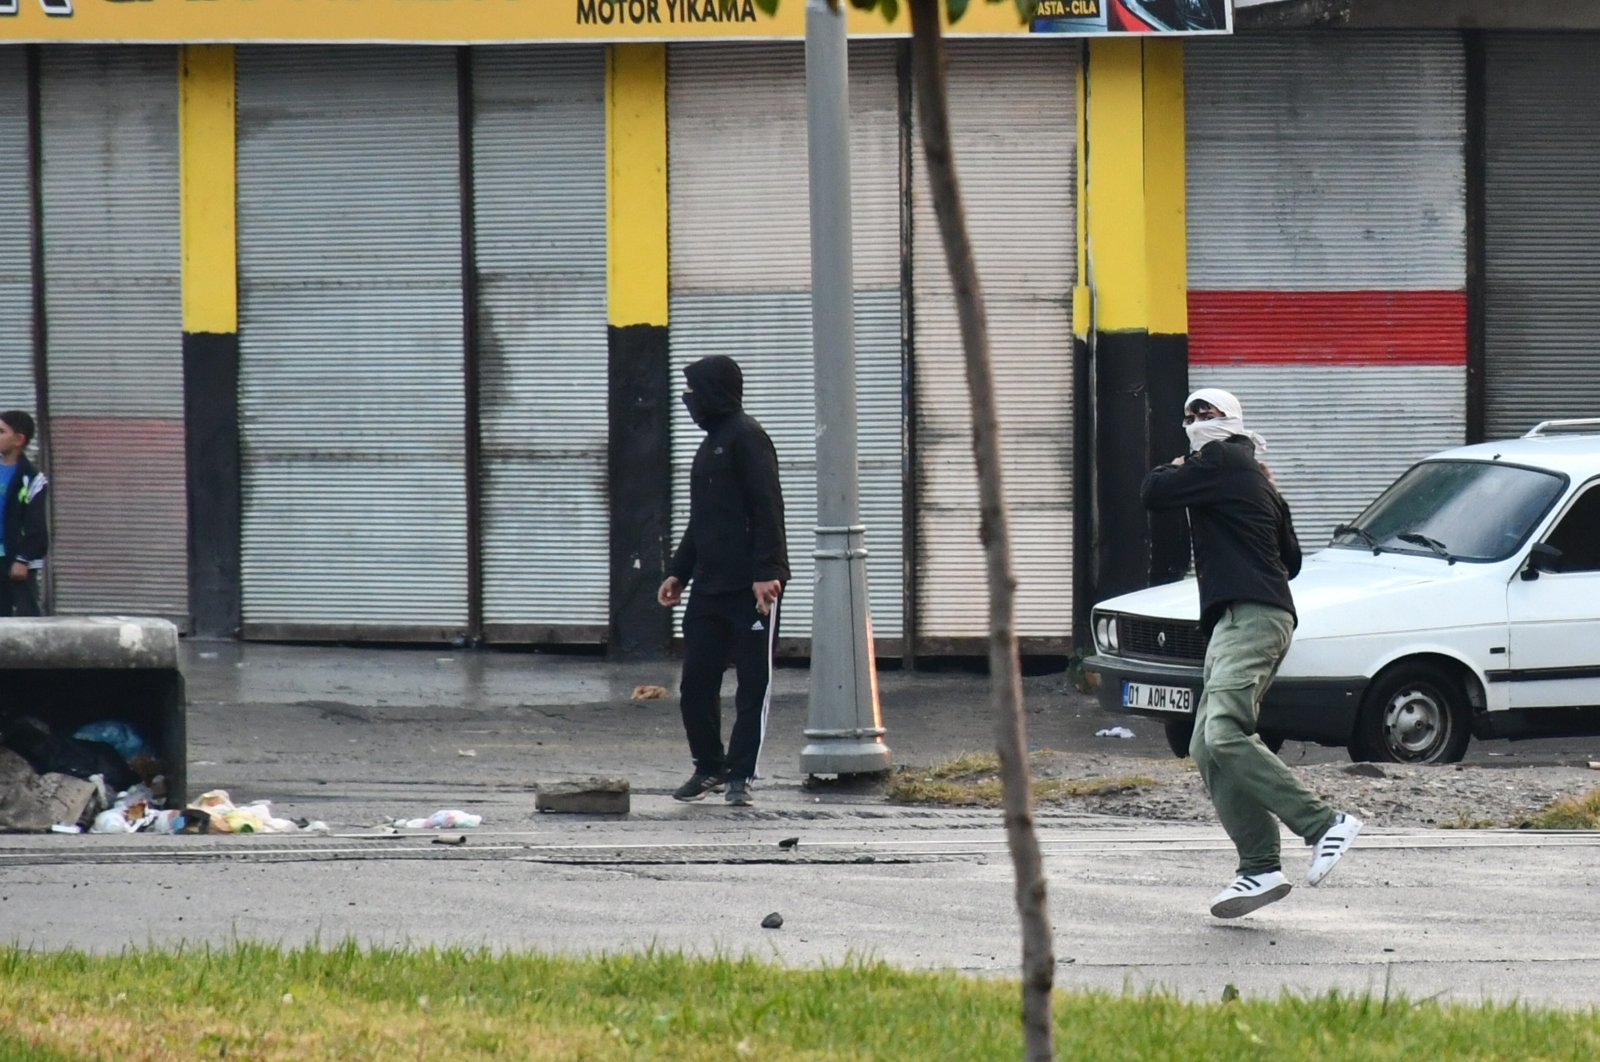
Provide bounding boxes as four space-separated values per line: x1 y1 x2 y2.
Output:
1306 812 1362 886
1209 870 1292 919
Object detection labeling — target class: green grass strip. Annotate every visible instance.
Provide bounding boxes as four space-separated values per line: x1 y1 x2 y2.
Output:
0 944 1598 1060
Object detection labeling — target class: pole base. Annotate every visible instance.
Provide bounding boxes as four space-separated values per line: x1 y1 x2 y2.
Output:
799 739 892 777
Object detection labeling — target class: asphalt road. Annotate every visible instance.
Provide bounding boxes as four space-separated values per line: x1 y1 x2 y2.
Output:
2 641 1598 1009
4 805 1600 1007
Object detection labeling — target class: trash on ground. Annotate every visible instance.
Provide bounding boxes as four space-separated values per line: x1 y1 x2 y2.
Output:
0 747 97 832
2 714 143 793
1095 727 1136 739
70 721 152 763
395 809 483 830
2 718 333 837
631 685 670 700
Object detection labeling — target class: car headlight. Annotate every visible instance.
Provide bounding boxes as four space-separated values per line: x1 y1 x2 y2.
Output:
1094 614 1119 653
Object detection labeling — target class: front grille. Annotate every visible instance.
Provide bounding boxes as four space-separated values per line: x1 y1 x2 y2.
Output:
1117 616 1207 664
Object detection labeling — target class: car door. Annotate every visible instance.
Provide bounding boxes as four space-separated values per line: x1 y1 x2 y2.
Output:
1505 478 1600 710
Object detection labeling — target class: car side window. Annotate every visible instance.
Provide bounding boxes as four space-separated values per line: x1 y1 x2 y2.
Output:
1542 484 1600 573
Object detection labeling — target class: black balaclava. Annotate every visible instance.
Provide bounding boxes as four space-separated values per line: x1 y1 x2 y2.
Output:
682 355 744 431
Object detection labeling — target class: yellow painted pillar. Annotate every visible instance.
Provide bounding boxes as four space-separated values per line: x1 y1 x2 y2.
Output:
178 44 241 637
1081 38 1191 600
605 43 673 656
180 44 237 337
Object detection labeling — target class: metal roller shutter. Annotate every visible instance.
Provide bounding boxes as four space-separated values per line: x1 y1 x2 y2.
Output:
471 46 610 643
667 41 903 644
912 40 1078 644
1484 34 1600 439
237 47 467 640
39 47 188 620
1186 32 1466 547
0 51 31 414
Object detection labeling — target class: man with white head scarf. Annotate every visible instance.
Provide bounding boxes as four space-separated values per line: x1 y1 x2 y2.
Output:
1142 388 1360 919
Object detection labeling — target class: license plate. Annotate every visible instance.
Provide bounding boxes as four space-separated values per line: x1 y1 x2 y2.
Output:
1122 681 1193 714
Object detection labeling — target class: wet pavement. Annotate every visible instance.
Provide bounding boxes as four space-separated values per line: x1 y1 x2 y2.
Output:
2 640 1599 1008
175 639 1136 827
175 640 1597 830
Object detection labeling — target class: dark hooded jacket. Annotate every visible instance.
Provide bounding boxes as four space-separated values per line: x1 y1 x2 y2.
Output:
1141 434 1299 636
2 453 48 566
669 356 790 595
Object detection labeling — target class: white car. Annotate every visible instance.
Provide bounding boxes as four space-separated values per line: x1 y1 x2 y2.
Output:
1082 420 1600 764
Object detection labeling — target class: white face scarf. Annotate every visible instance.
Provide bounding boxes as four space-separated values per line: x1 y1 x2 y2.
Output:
1185 416 1268 455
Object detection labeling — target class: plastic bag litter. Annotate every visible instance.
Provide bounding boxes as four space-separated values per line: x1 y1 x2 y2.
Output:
191 789 234 811
90 805 157 833
90 808 137 833
213 797 298 834
395 810 482 830
4 715 139 792
115 784 158 811
180 790 305 834
62 785 328 837
71 721 152 762
1095 726 1136 739
147 809 188 835
222 806 300 834
88 782 165 833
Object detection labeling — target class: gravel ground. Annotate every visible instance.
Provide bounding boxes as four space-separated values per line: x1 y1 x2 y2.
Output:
1030 751 1600 829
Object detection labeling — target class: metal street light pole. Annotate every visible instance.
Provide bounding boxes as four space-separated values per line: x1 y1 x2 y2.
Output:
799 0 892 776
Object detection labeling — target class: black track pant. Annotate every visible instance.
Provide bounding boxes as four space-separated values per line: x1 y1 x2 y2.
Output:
678 587 779 781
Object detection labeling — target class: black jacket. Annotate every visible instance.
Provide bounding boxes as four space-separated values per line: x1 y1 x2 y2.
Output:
2 454 48 565
670 356 790 595
1141 434 1300 636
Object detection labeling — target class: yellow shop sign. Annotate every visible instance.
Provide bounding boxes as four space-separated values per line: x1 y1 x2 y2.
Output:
0 0 1229 44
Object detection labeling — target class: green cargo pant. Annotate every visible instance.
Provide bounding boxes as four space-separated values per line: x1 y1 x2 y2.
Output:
1190 601 1337 875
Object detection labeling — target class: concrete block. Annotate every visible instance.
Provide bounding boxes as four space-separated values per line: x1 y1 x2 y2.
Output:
536 777 630 815
0 617 179 670
0 616 187 805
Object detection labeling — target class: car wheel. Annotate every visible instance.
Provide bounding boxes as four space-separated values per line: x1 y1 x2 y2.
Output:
1351 662 1471 765
1164 718 1194 758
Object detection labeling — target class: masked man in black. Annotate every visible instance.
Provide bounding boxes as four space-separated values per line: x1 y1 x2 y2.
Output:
658 356 789 808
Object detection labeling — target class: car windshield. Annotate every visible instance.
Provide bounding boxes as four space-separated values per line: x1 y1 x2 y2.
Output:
1332 460 1566 562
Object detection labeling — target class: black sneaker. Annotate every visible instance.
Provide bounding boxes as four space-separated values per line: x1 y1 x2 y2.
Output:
672 771 726 802
725 778 753 807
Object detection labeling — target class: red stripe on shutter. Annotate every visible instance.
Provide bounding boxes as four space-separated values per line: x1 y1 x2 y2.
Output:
1188 290 1466 366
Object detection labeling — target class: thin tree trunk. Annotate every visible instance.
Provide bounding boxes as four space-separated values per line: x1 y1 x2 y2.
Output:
906 1 1055 1057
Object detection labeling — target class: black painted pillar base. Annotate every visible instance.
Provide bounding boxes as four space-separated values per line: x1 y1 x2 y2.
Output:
1090 329 1190 607
608 323 673 659
183 331 242 638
